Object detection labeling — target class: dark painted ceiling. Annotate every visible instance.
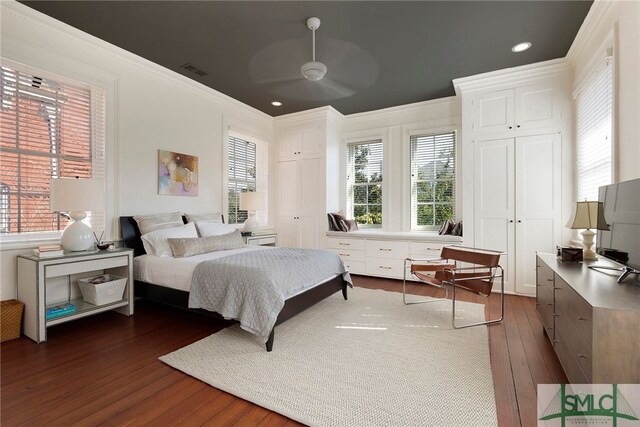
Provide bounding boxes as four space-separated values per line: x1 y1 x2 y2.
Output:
20 1 592 116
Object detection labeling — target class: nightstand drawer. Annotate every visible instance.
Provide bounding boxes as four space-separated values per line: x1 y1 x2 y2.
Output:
247 236 277 246
45 256 129 278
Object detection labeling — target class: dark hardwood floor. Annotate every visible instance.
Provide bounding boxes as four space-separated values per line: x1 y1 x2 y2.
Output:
1 275 566 426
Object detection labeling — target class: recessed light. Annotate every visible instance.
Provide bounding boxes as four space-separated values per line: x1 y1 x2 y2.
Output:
511 42 532 53
271 101 282 107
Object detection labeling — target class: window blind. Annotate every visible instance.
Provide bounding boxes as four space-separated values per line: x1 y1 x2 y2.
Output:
410 131 456 230
346 140 383 227
0 63 105 236
227 135 268 226
575 57 612 201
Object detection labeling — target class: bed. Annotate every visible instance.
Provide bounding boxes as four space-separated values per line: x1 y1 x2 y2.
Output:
120 216 351 351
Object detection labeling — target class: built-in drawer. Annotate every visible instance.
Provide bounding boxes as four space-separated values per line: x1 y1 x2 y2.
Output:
555 306 593 382
328 248 365 263
365 257 405 278
409 242 448 259
327 237 366 251
366 240 409 260
554 276 593 344
342 260 365 275
554 329 589 384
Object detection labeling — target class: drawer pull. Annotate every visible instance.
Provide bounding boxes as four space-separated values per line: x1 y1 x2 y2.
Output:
578 316 588 321
547 303 553 306
379 248 392 252
339 253 350 257
547 278 553 282
554 287 561 290
578 354 589 359
553 340 560 344
553 314 560 317
338 243 350 246
379 266 392 269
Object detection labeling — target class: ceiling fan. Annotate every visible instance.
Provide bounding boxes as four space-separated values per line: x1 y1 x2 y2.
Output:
248 17 378 102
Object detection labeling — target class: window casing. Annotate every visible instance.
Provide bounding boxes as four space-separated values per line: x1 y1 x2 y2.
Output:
0 62 105 239
575 56 613 201
346 140 383 228
227 135 268 225
410 131 456 230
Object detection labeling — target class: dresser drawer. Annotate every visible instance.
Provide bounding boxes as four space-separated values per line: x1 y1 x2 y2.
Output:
554 329 589 384
329 248 365 263
342 260 365 275
327 237 365 251
365 258 405 278
536 259 555 294
536 284 554 338
366 240 409 259
554 276 593 344
555 307 592 382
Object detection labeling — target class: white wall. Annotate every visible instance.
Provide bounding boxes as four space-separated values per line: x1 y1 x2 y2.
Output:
0 2 272 299
340 98 461 232
568 0 640 182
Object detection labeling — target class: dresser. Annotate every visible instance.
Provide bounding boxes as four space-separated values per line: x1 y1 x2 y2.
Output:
536 253 640 384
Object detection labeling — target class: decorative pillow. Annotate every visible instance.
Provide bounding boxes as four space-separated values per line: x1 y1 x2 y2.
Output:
168 230 245 258
185 212 222 223
438 220 454 235
195 221 238 237
451 221 463 236
339 219 359 232
327 210 346 231
141 222 198 257
134 212 183 235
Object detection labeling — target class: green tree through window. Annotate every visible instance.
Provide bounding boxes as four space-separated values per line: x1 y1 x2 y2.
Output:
347 140 383 227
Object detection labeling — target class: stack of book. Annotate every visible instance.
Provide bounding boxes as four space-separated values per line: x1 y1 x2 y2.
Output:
33 244 64 258
45 302 76 319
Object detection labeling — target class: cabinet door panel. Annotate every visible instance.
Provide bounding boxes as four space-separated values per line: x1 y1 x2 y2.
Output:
278 216 299 248
473 89 514 135
278 130 301 160
515 81 560 131
515 134 561 295
298 216 318 249
300 127 322 157
277 161 298 217
298 158 321 216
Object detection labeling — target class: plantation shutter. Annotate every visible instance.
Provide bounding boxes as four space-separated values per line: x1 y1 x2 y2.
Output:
346 139 383 227
575 57 612 201
410 131 456 230
227 135 268 226
0 63 105 235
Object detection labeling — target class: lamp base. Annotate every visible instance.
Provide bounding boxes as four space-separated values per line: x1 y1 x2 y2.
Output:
61 211 95 252
243 212 260 233
581 228 597 260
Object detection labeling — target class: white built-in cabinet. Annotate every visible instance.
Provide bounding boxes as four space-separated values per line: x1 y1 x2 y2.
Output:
454 60 570 295
277 126 323 160
277 157 322 248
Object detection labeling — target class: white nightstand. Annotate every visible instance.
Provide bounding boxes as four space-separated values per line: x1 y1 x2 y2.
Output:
17 248 134 343
244 232 278 247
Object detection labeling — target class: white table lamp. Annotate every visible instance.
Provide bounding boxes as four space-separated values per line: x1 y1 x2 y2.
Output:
567 201 609 260
239 191 262 233
50 177 104 251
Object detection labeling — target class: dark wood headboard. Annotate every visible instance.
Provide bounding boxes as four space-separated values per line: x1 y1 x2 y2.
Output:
119 214 225 258
119 216 146 257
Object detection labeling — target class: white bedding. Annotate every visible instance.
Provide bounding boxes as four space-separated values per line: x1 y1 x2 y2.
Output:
133 245 269 292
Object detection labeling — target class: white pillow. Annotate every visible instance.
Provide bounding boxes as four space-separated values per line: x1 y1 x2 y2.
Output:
185 212 222 223
141 222 198 257
195 221 238 237
133 212 183 235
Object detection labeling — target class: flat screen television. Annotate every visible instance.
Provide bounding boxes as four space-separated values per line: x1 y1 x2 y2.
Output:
595 177 640 283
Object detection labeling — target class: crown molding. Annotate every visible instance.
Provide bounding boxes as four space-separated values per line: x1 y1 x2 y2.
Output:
453 58 570 95
273 105 342 127
1 1 272 123
566 0 613 64
345 96 460 122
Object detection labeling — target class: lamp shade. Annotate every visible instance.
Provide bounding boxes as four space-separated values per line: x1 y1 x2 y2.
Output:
50 178 104 212
239 191 262 212
567 201 609 230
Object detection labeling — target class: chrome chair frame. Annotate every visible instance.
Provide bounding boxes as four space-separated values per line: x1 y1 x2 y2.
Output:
403 246 505 329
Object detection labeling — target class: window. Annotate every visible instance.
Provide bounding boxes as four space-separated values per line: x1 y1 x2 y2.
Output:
346 140 383 227
410 131 456 230
0 62 105 238
575 56 612 201
227 134 268 225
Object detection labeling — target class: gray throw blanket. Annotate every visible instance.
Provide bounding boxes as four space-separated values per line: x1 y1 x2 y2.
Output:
188 248 353 342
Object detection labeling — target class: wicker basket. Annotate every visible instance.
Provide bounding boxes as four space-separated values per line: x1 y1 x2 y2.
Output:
1 299 24 343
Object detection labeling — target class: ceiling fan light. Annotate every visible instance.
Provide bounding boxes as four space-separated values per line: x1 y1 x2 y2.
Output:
301 61 327 81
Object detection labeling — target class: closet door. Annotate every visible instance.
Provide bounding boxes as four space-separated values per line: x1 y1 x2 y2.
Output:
474 138 515 292
514 133 561 295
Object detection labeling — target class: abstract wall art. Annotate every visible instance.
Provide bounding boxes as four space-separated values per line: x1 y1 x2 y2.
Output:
158 149 198 196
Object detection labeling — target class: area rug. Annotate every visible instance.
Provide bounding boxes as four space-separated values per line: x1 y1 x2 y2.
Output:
159 287 497 426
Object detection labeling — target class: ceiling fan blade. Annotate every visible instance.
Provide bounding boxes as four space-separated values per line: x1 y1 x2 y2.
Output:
253 74 301 85
318 77 356 98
